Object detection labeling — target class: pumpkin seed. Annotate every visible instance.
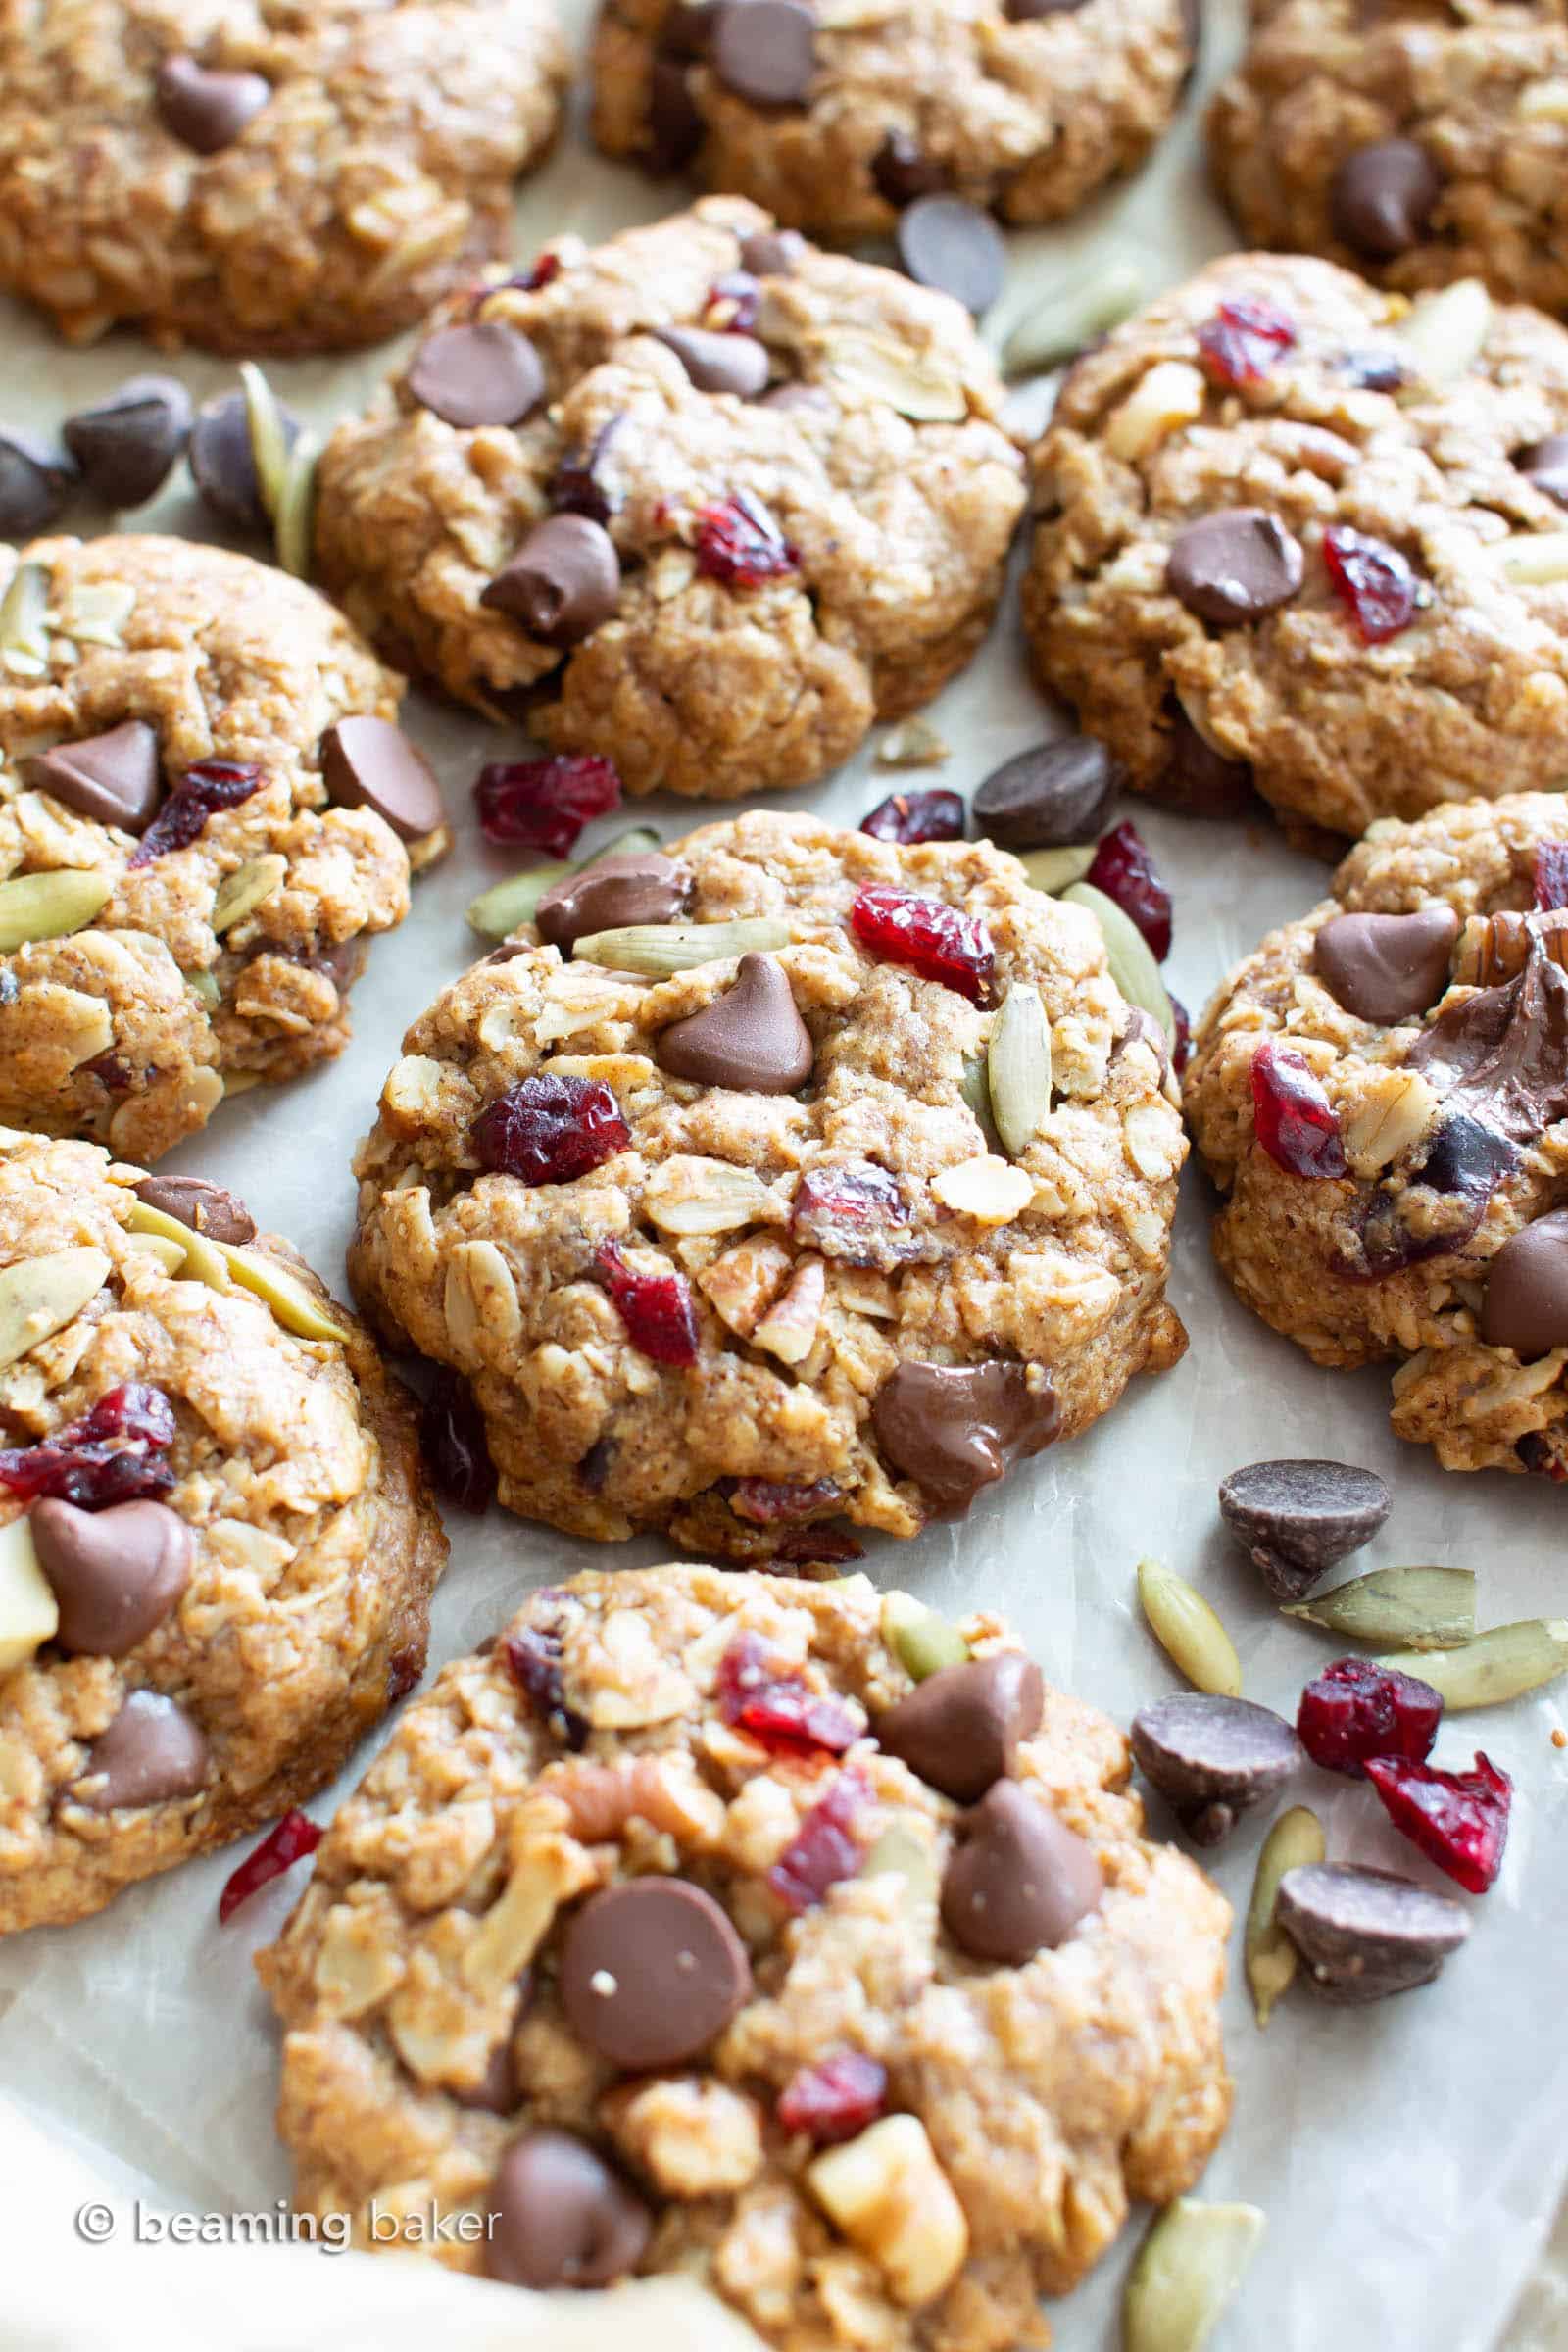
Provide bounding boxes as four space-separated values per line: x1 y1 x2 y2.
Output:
219 1245 350 1344
1001 255 1146 381
810 329 968 422
126 1200 232 1293
1122 2198 1265 2352
0 562 50 670
573 917 790 975
273 430 319 581
185 969 222 1009
1137 1559 1242 1698
240 361 293 519
861 1822 940 1915
986 983 1052 1160
1282 1564 1476 1649
123 1232 189 1276
1245 1804 1326 2028
1018 843 1097 896
1374 1618 1568 1709
881 1590 969 1681
0 1247 111 1371
0 1510 58 1675
0 868 111 951
1062 880 1175 1047
589 825 662 862
211 853 286 936
957 1054 1002 1152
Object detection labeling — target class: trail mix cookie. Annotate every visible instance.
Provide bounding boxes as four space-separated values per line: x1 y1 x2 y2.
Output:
0 0 569 356
589 0 1197 242
312 199 1026 801
259 1563 1232 2347
349 810 1188 1556
1185 791 1568 1477
0 1132 447 1935
1022 252 1568 840
1208 0 1568 318
0 533 445 1166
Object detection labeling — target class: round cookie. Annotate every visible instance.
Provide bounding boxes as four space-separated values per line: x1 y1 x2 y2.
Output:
1209 0 1568 318
589 0 1196 241
1023 251 1568 840
0 533 445 1166
348 809 1188 1557
258 1562 1233 2346
0 1 569 356
0 1131 448 1935
1185 790 1568 1477
311 198 1026 800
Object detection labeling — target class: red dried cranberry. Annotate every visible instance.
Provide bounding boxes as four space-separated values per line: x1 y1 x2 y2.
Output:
1250 1040 1348 1179
1196 297 1297 388
1085 820 1173 960
218 1809 322 1924
0 1382 176 1507
777 2053 888 2144
1535 841 1568 911
1364 1750 1511 1894
860 789 965 847
1297 1655 1442 1780
694 490 800 587
708 270 760 331
1322 525 1424 643
850 884 995 1003
518 250 562 291
770 1769 871 1911
718 1629 861 1755
1170 996 1192 1074
473 754 622 857
595 1239 699 1366
418 1367 495 1512
792 1163 906 1260
127 760 264 868
471 1073 630 1185
387 1644 423 1703
505 1623 590 1750
728 1476 843 1525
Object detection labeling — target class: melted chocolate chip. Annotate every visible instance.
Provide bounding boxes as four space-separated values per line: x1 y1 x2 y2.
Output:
647 57 706 170
876 1653 1044 1802
1311 906 1459 1025
76 1690 208 1810
406 322 544 429
872 131 949 208
28 722 163 835
132 1173 256 1244
32 1498 192 1659
63 376 192 507
711 0 817 102
481 515 621 648
972 734 1120 849
1166 509 1304 626
871 1360 1059 1514
560 1879 752 2068
655 953 813 1092
1329 139 1444 260
320 716 445 842
1158 701 1256 817
1480 1210 1568 1357
1405 934 1568 1141
1004 0 1092 15
485 2131 652 2288
940 1780 1103 1963
895 195 1006 315
536 851 691 952
654 324 771 397
155 56 270 155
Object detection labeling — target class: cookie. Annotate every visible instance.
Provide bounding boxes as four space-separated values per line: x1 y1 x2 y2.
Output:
1185 790 1568 1477
1022 251 1568 840
0 533 445 1166
258 1562 1232 2345
348 809 1188 1557
590 0 1196 241
311 198 1026 800
0 1132 447 1935
1209 0 1568 318
0 1 569 356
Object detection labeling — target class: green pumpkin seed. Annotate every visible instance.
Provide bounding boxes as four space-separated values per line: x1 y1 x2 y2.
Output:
1245 1805 1326 2028
987 983 1052 1160
273 430 319 582
211 853 286 937
1122 2198 1265 2352
957 1052 1003 1152
1374 1618 1568 1709
185 970 222 1009
125 1200 231 1293
123 1232 189 1276
0 1247 111 1371
1137 1559 1242 1697
219 1245 350 1344
1018 843 1097 896
467 860 571 941
0 562 51 670
587 825 662 863
240 362 292 520
573 917 790 975
881 1590 969 1681
1001 255 1146 382
1283 1564 1476 1650
0 868 111 951
861 1822 940 1914
1062 881 1176 1047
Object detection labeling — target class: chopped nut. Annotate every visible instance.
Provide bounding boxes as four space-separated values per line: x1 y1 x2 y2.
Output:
1518 77 1568 119
545 1751 726 1846
1394 278 1491 383
444 1240 521 1356
806 2113 969 2306
1341 1068 1438 1175
874 716 950 770
644 1156 783 1236
930 1155 1034 1224
753 1255 827 1362
1104 361 1206 461
382 1054 448 1123
605 2076 765 2198
698 1232 793 1338
310 1898 407 2017
0 1512 58 1675
1122 1099 1183 1181
587 1608 699 1727
463 1829 595 1997
808 329 968 422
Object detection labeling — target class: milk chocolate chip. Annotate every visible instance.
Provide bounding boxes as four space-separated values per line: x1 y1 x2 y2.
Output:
711 0 817 102
32 1498 192 1658
486 2130 652 2288
407 322 544 429
535 851 690 952
320 716 445 842
940 1780 1103 1963
155 56 270 154
1166 509 1304 626
1330 139 1444 260
877 1653 1044 1802
28 722 163 835
560 1878 752 2068
1311 906 1459 1024
655 953 813 1091
871 1360 1059 1514
132 1173 256 1244
654 325 770 398
482 515 621 648
76 1690 208 1810
1480 1210 1568 1357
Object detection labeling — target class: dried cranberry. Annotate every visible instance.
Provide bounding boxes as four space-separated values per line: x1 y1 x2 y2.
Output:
718 1629 861 1755
418 1367 495 1512
728 1476 843 1525
792 1163 906 1260
707 270 760 331
82 1051 132 1093
1170 995 1192 1074
472 1074 630 1185
1085 820 1173 960
473 755 622 858
770 1769 871 1911
1365 1750 1512 1894
1250 1039 1348 1179
1517 1430 1567 1479
595 1238 699 1366
127 760 264 868
777 2053 888 2144
1297 1656 1442 1780
516 250 562 291
860 789 965 847
0 1382 176 1507
850 884 994 1003
1196 296 1297 388
774 1523 865 1564
693 490 800 587
1322 525 1424 644
1535 841 1568 911
218 1809 322 1924
505 1622 589 1750
387 1644 424 1703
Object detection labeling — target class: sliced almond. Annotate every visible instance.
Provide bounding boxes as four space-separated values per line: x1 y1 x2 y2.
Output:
931 1154 1033 1224
1394 278 1491 384
1341 1068 1438 1174
1495 532 1568 587
644 1157 782 1236
0 1247 111 1371
0 562 51 672
463 1836 595 1998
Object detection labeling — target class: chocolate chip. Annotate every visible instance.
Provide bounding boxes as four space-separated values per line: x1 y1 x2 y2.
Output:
1158 700 1257 817
451 2036 518 2114
877 1653 1044 1803
535 851 691 952
1339 346 1407 393
895 195 1006 315
481 515 621 649
1480 1210 1568 1357
1329 138 1444 261
660 0 718 58
1166 509 1304 626
189 388 297 531
486 2130 652 2288
32 1498 192 1659
872 1360 1059 1514
0 429 76 538
76 1690 208 1810
1275 1861 1470 2003
739 227 807 275
406 322 545 429
320 716 445 842
560 1878 753 2069
655 952 813 1092
872 131 949 208
155 56 271 154
552 416 626 525
1004 0 1091 16
1514 434 1568 509
27 722 163 835
711 0 817 102
1129 1693 1301 1845
1311 906 1459 1025
940 1780 1102 1963
1405 933 1568 1141
654 324 771 397
63 376 192 508
132 1173 256 1244
1217 1457 1391 1602
973 735 1119 850
647 57 706 171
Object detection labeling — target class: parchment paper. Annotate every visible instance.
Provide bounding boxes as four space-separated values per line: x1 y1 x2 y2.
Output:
2 5 1566 2344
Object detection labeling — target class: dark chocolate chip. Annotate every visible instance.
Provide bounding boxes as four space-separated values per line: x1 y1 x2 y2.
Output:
27 722 163 835
481 514 621 648
871 131 950 208
1480 1209 1568 1358
655 952 813 1092
660 0 718 59
654 324 771 397
155 56 271 154
63 376 192 508
1329 138 1444 261
450 2035 519 2115
132 1173 256 1244
406 322 544 429
1004 0 1091 16
872 1360 1059 1515
1275 1861 1469 2003
1311 906 1459 1025
1416 1109 1517 1199
560 1878 753 2068
535 851 690 952
1129 1693 1301 1846
940 1779 1102 1963
320 715 445 842
32 1498 192 1659
647 57 706 170
712 0 816 101
876 1653 1044 1803
189 388 297 531
972 735 1120 850
486 2130 652 2288
739 227 807 275
1217 1457 1391 1602
895 195 1006 314
1158 700 1257 817
552 416 626 525
76 1690 208 1810
1166 509 1304 626
0 429 76 538
1405 934 1568 1142
1514 434 1568 510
